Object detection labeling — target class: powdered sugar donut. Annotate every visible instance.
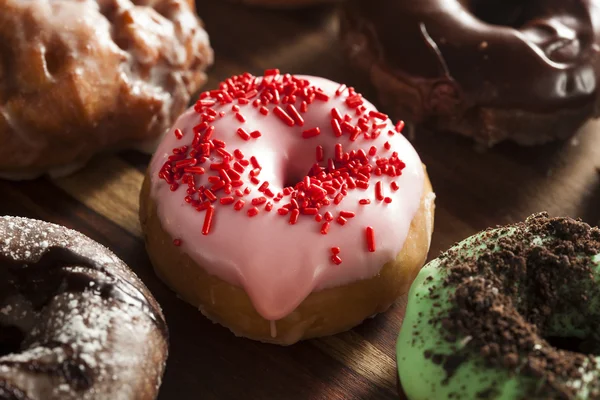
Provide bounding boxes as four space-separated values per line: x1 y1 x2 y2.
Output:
0 216 168 399
140 70 435 344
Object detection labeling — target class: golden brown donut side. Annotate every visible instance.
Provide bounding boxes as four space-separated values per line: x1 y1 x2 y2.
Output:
140 168 434 345
0 0 213 179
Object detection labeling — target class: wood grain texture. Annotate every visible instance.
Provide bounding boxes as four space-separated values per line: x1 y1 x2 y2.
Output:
1 1 600 399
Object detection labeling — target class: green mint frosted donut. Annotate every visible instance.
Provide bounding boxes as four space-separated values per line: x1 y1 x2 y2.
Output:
397 213 600 399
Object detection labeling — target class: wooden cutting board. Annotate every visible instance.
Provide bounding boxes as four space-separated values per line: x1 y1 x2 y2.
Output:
1 2 599 399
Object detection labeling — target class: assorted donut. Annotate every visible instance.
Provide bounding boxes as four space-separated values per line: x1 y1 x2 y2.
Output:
342 0 600 145
0 0 213 180
398 214 600 399
1 0 599 399
140 70 435 344
0 216 168 400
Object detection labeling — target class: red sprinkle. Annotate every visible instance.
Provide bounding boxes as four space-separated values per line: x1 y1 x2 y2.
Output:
234 200 245 210
250 130 262 139
289 209 300 224
316 146 324 162
250 168 261 177
314 90 329 101
335 144 343 161
220 196 235 205
174 129 184 139
395 120 405 133
375 181 384 201
366 226 376 252
235 113 246 123
356 180 369 189
321 222 330 235
286 104 304 126
258 181 269 192
234 149 244 159
274 106 295 126
185 166 205 174
173 239 182 246
334 193 344 205
369 111 388 120
247 207 259 217
202 126 215 142
204 189 217 202
237 128 250 141
331 119 343 137
250 156 261 170
331 255 342 265
202 206 215 235
331 108 343 121
302 127 321 139
391 182 399 191
252 196 267 205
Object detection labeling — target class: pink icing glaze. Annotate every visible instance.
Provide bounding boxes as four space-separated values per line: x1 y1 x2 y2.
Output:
148 75 425 321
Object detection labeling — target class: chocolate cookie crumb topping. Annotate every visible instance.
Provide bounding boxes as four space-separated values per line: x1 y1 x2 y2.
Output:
432 213 600 398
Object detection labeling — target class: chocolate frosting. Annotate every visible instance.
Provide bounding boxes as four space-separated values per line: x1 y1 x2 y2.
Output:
343 0 600 144
0 217 168 400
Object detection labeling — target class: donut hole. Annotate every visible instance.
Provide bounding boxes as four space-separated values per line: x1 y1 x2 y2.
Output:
0 324 25 357
280 149 322 189
545 336 600 356
282 167 310 189
469 0 539 28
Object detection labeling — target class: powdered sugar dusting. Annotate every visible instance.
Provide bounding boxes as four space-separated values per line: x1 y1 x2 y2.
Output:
0 216 168 399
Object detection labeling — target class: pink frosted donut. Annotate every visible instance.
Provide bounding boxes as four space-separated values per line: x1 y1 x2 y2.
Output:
140 70 435 344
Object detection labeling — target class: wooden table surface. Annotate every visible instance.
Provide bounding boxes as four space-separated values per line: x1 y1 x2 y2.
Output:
2 2 600 399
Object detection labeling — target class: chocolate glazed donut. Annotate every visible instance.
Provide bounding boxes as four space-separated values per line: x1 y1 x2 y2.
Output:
342 0 600 145
0 217 168 400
